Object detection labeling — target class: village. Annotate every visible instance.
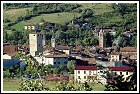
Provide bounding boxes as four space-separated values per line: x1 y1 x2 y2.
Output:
2 2 138 91
3 22 137 85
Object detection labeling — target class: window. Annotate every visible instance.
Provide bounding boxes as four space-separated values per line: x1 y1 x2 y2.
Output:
84 71 86 74
126 72 128 75
114 72 117 76
54 62 56 64
89 71 91 75
58 62 60 64
84 76 86 79
34 34 35 36
64 62 67 64
78 76 80 79
78 71 80 74
120 72 122 75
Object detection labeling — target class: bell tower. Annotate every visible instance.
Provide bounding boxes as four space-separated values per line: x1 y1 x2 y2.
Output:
99 29 104 48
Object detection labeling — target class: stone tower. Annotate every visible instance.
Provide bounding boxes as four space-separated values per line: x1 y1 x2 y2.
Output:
29 32 43 56
42 34 46 46
51 35 56 48
99 29 104 48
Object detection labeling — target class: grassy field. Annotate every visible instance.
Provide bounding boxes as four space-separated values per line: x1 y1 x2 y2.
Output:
3 78 105 91
11 12 81 31
3 8 32 22
79 3 114 15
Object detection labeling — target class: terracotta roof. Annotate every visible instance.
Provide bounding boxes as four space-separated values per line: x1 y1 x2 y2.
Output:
108 67 134 71
111 52 121 55
75 66 98 70
57 45 71 50
7 52 17 57
82 58 96 64
120 47 137 52
130 54 137 60
44 53 68 58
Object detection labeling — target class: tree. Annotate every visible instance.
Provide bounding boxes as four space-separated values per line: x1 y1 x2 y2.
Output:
67 60 76 73
104 32 112 47
105 62 137 91
82 9 93 18
18 80 49 91
118 36 127 47
130 35 137 47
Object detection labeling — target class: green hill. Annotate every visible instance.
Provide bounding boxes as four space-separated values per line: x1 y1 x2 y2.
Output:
3 8 32 22
11 12 81 31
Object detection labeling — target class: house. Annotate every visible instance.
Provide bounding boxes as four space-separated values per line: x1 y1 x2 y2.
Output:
3 53 26 68
3 43 18 54
42 50 69 67
56 45 71 55
120 47 137 55
74 66 107 84
74 66 134 84
110 52 121 62
107 67 134 80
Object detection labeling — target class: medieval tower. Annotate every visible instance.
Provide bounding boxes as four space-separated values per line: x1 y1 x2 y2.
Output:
29 32 43 56
99 29 104 48
51 35 56 48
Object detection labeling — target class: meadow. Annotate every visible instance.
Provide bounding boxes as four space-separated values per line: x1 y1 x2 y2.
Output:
3 78 105 91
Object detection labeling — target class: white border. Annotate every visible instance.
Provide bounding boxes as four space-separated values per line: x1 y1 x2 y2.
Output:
1 1 139 93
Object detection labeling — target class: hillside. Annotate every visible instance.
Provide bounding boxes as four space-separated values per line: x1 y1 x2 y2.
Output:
11 12 81 31
3 3 137 47
3 3 115 31
3 8 32 22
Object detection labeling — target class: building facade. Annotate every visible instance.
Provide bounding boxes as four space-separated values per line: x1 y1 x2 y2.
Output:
43 55 68 67
74 66 134 84
110 52 121 62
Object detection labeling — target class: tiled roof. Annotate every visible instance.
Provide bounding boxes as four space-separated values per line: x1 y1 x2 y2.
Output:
44 53 68 58
108 67 134 71
75 66 98 70
120 47 137 52
57 45 71 50
111 52 121 55
75 66 134 72
7 52 17 57
44 51 68 58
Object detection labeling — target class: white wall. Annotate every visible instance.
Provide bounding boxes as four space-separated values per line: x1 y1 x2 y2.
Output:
74 70 103 83
110 55 120 62
74 69 132 84
44 57 68 67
